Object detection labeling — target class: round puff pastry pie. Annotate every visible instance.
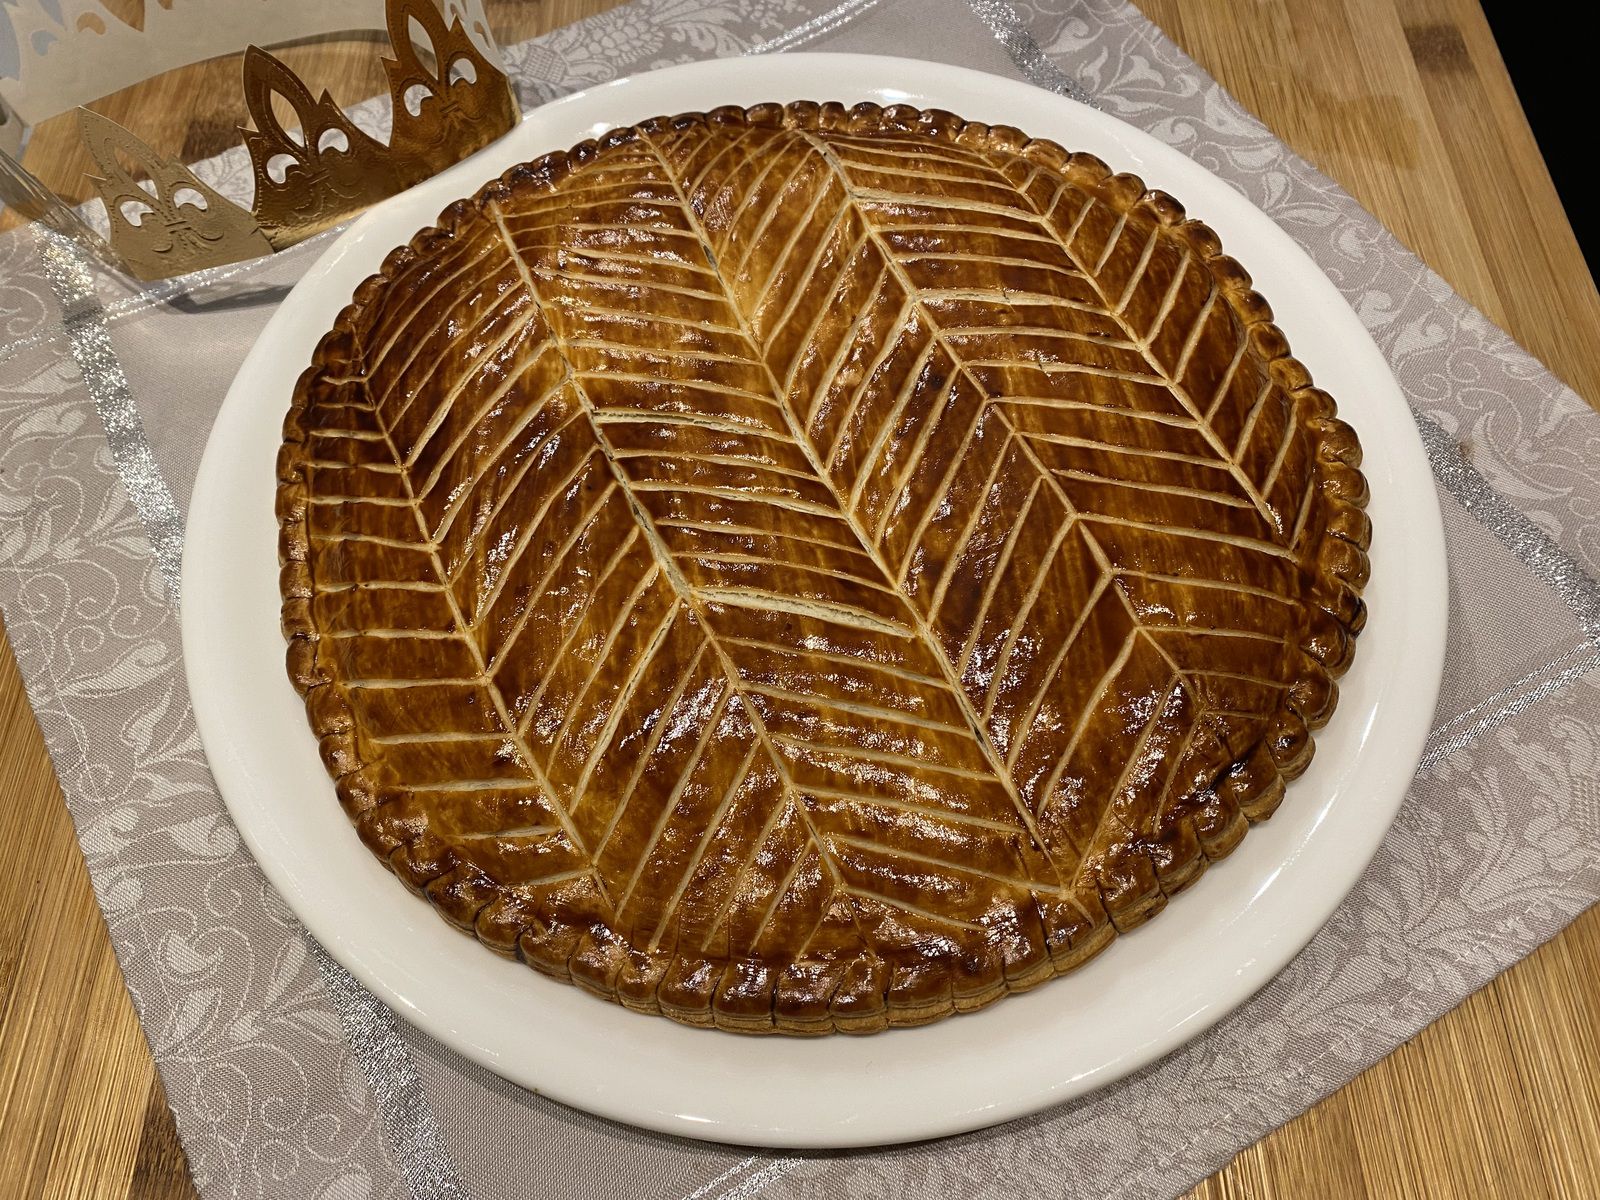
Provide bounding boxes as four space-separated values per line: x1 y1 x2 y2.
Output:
277 102 1370 1035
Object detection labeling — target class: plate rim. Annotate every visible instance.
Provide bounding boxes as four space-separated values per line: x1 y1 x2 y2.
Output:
182 51 1448 1149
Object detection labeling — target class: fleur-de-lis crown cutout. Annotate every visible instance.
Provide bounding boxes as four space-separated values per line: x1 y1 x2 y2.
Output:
80 107 275 278
74 0 518 281
382 0 517 181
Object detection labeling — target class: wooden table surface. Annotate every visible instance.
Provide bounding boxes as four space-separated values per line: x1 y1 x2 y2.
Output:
3 1 1598 1196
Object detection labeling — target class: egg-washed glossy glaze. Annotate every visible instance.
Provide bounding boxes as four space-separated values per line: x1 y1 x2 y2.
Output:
277 102 1370 1035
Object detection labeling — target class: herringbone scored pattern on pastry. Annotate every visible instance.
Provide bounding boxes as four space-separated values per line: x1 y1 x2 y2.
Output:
277 102 1370 1034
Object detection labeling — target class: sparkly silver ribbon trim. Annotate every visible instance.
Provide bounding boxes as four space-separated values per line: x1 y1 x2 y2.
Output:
966 0 1099 108
679 1157 803 1200
36 231 186 600
4 227 340 373
311 941 471 1200
1412 408 1600 640
34 228 470 1200
1413 406 1600 769
749 0 889 52
751 0 1102 113
1423 643 1600 772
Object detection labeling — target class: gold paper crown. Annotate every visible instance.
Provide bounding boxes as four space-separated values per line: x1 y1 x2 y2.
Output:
0 0 518 280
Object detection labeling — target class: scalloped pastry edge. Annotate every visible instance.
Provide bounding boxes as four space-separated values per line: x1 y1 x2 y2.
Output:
276 101 1371 1036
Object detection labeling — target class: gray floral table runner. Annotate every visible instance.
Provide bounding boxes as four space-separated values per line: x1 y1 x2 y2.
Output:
1 1 1597 1197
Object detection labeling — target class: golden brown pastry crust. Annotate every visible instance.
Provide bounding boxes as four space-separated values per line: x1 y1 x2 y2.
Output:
277 102 1370 1035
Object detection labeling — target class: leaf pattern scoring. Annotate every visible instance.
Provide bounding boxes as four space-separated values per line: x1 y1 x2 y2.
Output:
277 102 1370 1034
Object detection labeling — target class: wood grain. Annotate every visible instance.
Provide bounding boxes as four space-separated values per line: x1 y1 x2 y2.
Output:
1136 0 1600 406
0 1 1595 1197
0 621 193 1200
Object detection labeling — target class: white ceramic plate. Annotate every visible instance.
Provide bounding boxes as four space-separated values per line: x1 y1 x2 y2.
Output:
184 53 1448 1148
